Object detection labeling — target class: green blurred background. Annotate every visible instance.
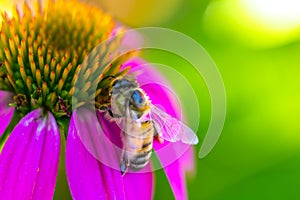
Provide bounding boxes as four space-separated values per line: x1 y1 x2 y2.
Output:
3 0 300 199
96 0 300 199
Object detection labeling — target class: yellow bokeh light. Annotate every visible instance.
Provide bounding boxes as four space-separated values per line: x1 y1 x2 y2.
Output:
0 0 36 28
241 0 300 32
0 1 12 29
203 0 300 48
0 0 14 17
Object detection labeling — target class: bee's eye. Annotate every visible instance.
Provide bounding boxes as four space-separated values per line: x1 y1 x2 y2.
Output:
130 90 145 108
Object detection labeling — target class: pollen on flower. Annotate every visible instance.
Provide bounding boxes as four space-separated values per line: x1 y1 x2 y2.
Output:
0 0 135 118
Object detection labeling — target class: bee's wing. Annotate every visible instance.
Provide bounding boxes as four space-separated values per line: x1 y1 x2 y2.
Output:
150 105 198 145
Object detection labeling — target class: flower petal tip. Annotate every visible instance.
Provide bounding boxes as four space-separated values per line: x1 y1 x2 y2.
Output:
0 109 60 199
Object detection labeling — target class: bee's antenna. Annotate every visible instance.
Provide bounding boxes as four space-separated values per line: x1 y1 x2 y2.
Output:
99 75 118 86
120 151 129 176
101 75 117 81
120 159 128 176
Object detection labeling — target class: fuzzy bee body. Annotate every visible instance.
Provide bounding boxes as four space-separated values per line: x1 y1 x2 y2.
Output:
122 119 154 171
107 77 199 175
110 78 154 174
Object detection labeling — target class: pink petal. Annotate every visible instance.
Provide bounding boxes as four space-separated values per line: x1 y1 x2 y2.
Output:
123 58 180 118
76 56 193 199
179 146 195 173
124 58 195 199
96 111 155 199
153 141 188 200
0 109 60 199
123 163 154 200
110 26 144 54
161 158 188 200
0 91 14 137
66 108 125 200
144 79 191 200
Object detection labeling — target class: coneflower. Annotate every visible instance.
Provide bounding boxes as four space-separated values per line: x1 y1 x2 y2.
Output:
0 0 195 199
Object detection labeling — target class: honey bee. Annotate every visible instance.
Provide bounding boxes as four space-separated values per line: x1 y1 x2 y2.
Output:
103 77 198 175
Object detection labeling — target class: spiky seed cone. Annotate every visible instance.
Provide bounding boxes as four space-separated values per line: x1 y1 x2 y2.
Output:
0 0 136 118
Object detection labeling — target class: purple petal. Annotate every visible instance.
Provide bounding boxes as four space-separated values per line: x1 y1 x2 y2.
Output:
0 91 14 137
123 163 154 200
153 140 189 200
66 108 125 200
95 113 156 199
179 146 195 173
96 111 154 199
146 82 190 199
124 58 195 199
110 26 144 54
0 109 60 199
142 75 191 200
123 58 180 118
161 159 188 200
96 110 123 150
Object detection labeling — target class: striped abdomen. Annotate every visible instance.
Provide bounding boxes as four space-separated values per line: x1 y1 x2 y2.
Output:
123 120 154 171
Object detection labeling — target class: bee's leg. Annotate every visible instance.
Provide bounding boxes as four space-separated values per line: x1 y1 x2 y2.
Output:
154 133 164 144
100 106 114 117
120 151 129 176
100 106 124 119
152 121 164 144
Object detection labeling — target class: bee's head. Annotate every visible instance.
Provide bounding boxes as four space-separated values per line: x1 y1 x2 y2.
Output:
129 89 150 113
